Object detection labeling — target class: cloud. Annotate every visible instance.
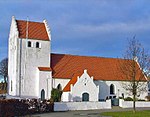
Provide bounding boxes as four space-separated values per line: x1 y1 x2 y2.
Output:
51 17 150 43
72 19 150 34
0 0 150 59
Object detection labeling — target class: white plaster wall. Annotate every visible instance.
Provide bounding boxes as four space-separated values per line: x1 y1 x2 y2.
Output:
38 71 52 99
71 70 99 102
61 92 71 102
20 39 50 97
8 17 19 96
119 99 150 108
95 80 148 100
54 100 111 111
52 78 70 89
8 17 52 98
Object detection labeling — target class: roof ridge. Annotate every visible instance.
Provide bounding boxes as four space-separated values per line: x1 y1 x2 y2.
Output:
51 53 124 60
16 19 44 24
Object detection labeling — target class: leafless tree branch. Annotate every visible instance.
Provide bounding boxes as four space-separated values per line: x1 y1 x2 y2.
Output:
118 37 150 112
0 58 8 83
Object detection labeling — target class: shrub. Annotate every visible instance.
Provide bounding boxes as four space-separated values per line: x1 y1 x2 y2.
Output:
119 97 123 99
124 97 133 101
124 97 141 101
145 96 150 101
138 99 145 101
0 99 54 116
51 88 62 102
0 99 30 116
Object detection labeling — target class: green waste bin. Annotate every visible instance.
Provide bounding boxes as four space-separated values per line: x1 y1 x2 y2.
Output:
112 98 119 106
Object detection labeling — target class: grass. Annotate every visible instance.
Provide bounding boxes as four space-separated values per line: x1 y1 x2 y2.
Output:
101 110 150 117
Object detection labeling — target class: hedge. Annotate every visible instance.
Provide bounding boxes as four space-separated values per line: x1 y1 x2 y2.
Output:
0 99 54 117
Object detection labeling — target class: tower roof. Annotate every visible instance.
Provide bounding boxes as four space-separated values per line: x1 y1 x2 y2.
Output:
16 20 49 41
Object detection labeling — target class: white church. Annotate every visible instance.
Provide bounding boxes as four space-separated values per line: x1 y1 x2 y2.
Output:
8 16 148 102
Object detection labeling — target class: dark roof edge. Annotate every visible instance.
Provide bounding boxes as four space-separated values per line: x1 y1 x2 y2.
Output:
51 53 125 60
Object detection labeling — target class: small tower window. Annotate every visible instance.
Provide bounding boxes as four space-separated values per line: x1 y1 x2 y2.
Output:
28 41 31 47
36 42 40 48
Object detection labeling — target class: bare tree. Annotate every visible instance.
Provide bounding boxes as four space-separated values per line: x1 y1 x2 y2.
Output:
0 58 8 83
119 37 150 112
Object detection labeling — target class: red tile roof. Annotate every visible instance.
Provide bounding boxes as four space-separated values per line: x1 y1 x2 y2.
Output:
63 72 82 92
51 53 146 82
16 20 49 41
38 67 52 71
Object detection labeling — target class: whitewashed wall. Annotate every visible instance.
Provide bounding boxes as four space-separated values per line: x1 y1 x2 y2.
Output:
54 100 111 111
71 70 99 102
61 92 71 102
53 78 70 89
95 80 148 100
38 70 52 99
8 17 52 98
119 99 150 108
18 39 50 97
61 70 147 102
8 16 19 96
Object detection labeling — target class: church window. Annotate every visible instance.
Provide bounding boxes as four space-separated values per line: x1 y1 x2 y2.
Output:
110 84 115 94
28 41 31 47
41 89 45 100
122 93 124 99
36 42 40 48
57 84 62 91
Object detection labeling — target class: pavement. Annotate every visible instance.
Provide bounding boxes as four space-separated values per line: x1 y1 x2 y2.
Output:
32 107 150 117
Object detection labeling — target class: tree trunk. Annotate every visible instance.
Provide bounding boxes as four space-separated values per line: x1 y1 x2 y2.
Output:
4 76 7 90
4 76 7 83
133 94 136 113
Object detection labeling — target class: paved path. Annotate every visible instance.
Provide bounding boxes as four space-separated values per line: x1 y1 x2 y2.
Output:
32 107 150 117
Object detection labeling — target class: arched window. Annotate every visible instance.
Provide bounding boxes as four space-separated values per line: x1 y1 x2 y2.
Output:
57 84 62 91
11 80 13 91
28 41 31 47
110 84 115 94
41 89 45 100
82 92 89 101
36 42 39 48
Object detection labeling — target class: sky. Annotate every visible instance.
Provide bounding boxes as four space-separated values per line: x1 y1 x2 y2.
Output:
0 0 150 62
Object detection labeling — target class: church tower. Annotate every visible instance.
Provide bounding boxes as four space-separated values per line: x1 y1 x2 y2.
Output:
8 16 52 99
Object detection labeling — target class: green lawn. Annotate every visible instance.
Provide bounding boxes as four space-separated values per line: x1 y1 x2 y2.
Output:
101 110 150 117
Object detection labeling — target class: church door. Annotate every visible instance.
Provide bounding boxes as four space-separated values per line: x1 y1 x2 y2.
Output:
41 89 45 100
82 93 89 101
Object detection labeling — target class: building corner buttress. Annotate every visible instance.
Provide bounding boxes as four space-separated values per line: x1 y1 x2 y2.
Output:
8 16 19 96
